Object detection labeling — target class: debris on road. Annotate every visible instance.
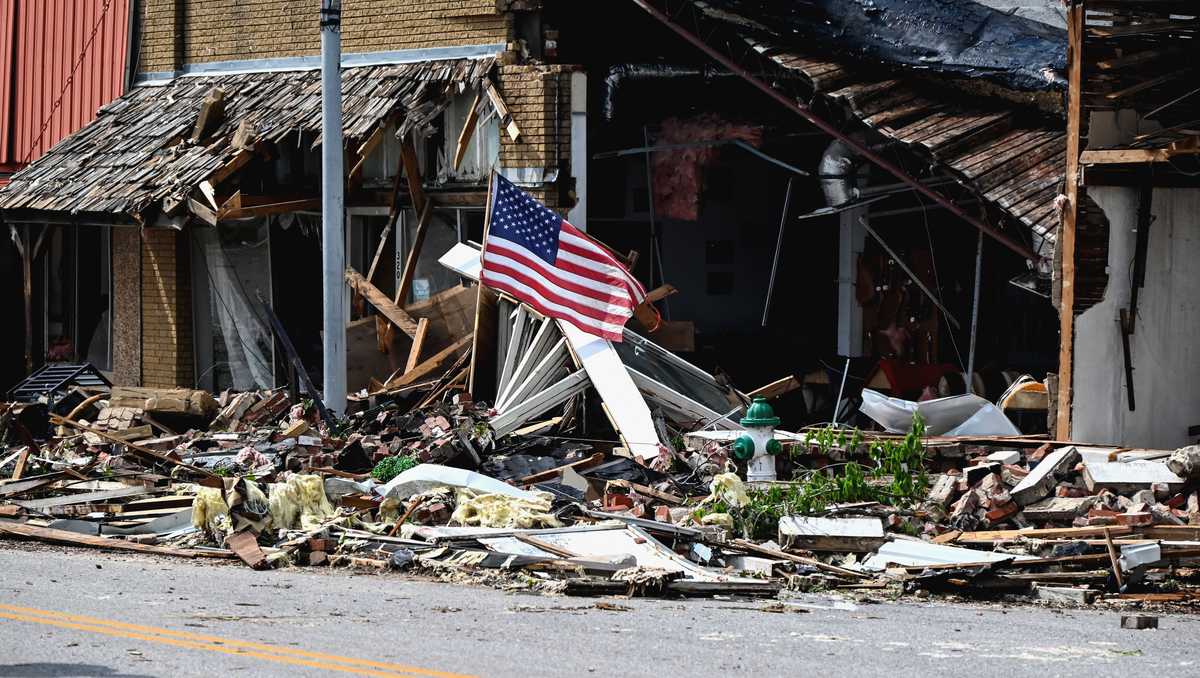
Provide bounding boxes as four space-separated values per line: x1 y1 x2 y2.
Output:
1 240 1199 612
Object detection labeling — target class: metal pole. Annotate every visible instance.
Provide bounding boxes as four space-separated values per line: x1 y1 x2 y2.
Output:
762 177 793 326
832 356 851 425
966 230 984 395
320 0 346 416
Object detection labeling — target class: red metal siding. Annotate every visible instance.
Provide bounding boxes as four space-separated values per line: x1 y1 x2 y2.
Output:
4 0 129 168
0 2 15 166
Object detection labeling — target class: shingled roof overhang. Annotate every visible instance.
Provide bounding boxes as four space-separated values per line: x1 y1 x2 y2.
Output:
630 0 1074 264
0 57 495 223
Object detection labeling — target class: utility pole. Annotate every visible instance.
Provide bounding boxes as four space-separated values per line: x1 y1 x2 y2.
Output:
320 0 346 416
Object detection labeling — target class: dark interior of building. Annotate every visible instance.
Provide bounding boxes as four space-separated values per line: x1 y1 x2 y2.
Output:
547 0 1060 429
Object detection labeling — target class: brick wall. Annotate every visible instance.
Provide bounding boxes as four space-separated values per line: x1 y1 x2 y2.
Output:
138 0 183 73
137 0 511 72
141 229 194 388
111 228 142 386
497 64 573 208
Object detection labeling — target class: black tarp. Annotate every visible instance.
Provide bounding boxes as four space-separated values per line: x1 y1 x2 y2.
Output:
704 0 1066 91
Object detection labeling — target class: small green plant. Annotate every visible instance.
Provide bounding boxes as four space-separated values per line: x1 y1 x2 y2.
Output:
733 413 929 539
371 454 418 483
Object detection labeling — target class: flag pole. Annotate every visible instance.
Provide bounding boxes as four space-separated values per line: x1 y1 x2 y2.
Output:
480 169 497 265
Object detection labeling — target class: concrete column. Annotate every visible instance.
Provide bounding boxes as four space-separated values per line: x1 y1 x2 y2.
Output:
837 207 867 357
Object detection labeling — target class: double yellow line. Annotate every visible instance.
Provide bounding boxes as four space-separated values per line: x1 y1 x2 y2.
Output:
0 603 475 678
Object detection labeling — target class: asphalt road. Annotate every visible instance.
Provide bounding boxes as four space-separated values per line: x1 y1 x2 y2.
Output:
0 541 1195 678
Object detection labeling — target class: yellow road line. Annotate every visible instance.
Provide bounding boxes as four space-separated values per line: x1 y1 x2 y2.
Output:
0 604 476 678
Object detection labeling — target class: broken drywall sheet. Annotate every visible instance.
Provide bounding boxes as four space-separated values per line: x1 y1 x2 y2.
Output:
861 538 1036 571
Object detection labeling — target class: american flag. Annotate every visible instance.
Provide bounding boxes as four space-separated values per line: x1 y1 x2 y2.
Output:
481 174 646 342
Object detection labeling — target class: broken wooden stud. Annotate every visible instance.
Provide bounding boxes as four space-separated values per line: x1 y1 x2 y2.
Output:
344 267 421 338
454 90 484 170
405 317 430 373
1103 527 1125 590
191 88 227 143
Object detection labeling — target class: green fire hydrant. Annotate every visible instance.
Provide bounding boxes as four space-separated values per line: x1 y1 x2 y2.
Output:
732 397 783 482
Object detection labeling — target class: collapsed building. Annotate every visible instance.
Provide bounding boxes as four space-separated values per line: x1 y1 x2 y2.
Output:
2 0 1200 610
0 0 1194 448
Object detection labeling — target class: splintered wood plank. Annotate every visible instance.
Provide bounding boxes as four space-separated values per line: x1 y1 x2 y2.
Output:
1058 4 1084 440
1080 148 1178 164
49 415 214 478
454 90 484 170
11 448 29 481
748 375 802 400
12 486 161 511
405 317 430 373
344 267 420 338
0 522 234 559
385 333 474 392
399 133 426 214
207 149 253 186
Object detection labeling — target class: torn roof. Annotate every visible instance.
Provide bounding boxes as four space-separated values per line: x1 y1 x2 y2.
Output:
683 0 1069 259
702 0 1067 92
0 58 495 219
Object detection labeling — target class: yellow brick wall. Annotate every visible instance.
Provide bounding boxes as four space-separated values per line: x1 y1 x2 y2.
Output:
141 229 194 388
138 0 183 73
497 64 572 208
137 0 511 72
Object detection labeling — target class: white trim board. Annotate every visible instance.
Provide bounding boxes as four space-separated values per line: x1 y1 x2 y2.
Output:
137 43 505 85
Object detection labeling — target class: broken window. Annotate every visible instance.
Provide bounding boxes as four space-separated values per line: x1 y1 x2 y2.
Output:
191 221 275 392
437 90 499 185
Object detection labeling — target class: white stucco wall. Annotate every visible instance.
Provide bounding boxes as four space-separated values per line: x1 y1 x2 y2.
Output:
1073 112 1200 448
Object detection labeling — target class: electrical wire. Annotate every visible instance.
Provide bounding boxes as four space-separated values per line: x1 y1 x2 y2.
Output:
914 191 967 372
881 143 967 371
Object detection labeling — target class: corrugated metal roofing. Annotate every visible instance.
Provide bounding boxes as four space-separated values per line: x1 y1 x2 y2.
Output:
739 35 1065 256
3 0 131 168
691 0 1110 308
0 57 495 218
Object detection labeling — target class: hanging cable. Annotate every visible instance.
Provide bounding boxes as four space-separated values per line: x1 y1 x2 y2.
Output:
915 191 967 372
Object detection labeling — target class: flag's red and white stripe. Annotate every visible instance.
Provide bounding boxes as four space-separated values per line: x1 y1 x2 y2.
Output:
482 221 646 342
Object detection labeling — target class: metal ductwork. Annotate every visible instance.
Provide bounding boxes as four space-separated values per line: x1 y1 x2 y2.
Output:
603 64 730 120
819 139 867 207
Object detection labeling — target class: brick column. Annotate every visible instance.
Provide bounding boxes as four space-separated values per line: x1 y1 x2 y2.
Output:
111 227 142 385
141 228 193 388
497 64 574 209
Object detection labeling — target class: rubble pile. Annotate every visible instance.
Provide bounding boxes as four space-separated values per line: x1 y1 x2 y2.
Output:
3 370 1200 609
1 244 1198 610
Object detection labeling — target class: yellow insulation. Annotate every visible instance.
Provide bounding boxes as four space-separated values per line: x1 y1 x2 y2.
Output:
451 489 560 529
191 487 232 538
267 474 335 530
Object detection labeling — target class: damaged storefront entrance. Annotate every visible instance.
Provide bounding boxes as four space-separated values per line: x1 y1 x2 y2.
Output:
553 0 1066 433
